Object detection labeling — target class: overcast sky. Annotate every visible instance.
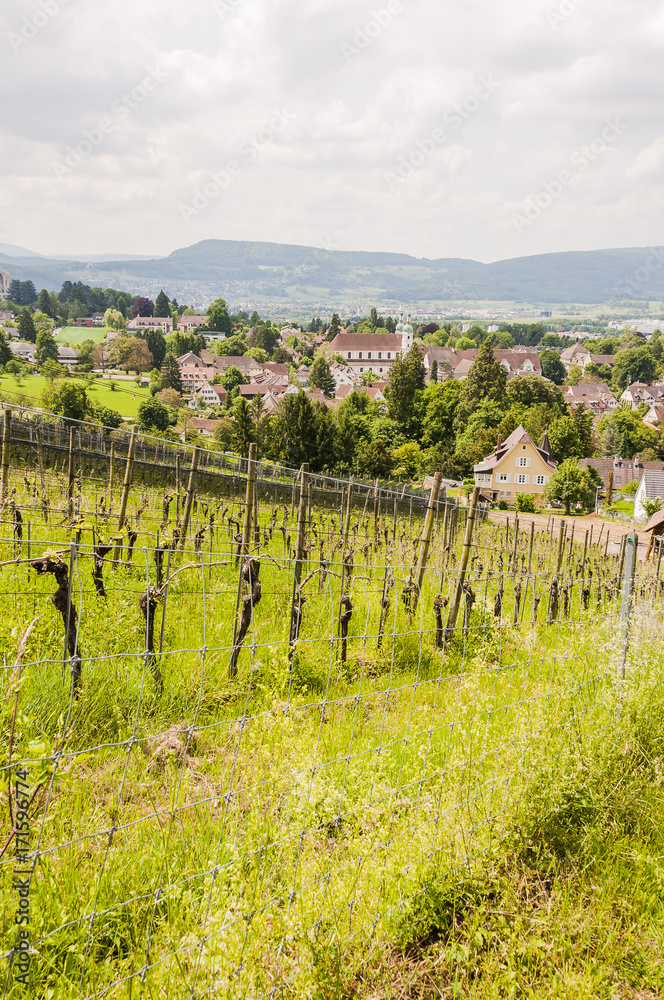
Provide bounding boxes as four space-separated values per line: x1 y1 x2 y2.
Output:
1 0 662 262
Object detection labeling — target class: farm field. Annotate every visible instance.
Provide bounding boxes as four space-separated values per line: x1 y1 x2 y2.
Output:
1 414 664 998
0 374 152 417
54 326 109 345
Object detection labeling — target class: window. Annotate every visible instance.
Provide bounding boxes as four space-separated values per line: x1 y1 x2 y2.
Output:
534 475 547 486
358 352 363 360
515 474 530 485
516 457 531 468
367 352 372 359
378 352 382 360
387 352 391 359
497 473 511 483
347 352 351 359
359 367 364 373
379 367 384 373
522 445 527 450
616 475 621 483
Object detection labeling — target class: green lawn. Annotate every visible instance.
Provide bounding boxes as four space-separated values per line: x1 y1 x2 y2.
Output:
0 373 152 417
54 326 108 345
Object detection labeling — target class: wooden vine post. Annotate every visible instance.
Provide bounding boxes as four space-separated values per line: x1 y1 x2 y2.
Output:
179 446 200 549
1 407 12 505
241 443 258 558
35 420 46 494
112 431 136 566
410 471 442 618
289 462 310 656
444 486 480 641
67 426 76 520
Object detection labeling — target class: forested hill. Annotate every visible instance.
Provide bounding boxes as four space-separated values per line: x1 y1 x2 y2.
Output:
1 240 663 304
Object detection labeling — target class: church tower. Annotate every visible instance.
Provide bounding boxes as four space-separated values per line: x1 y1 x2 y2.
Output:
401 313 413 353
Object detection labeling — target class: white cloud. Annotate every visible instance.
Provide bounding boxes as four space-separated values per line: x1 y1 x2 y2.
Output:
0 0 661 262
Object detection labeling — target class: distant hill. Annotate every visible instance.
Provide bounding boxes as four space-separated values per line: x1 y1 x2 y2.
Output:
1 240 662 306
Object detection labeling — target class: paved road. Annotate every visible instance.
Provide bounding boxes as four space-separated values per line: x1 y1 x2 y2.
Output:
487 510 651 559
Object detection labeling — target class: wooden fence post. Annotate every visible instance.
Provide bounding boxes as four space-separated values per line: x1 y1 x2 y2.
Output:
410 472 442 616
1 407 12 505
67 426 76 520
289 462 310 654
35 420 46 494
241 443 258 557
112 431 136 565
179 446 200 550
444 487 480 640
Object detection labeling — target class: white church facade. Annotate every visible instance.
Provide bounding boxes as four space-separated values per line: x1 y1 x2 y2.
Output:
0 269 12 299
329 317 414 377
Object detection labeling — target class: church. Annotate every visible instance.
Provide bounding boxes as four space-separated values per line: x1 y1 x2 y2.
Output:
328 316 414 377
0 269 11 298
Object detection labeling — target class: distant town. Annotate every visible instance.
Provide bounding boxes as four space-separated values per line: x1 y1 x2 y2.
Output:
2 265 664 524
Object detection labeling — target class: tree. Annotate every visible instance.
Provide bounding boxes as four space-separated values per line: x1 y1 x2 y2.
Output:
461 339 507 406
612 347 659 393
357 439 394 477
272 347 292 364
41 380 88 422
548 415 583 462
421 379 463 450
246 347 269 363
207 298 232 335
248 324 279 357
130 297 154 319
212 418 235 451
221 366 248 393
233 397 255 457
154 290 170 318
17 311 36 343
643 497 664 519
387 344 426 434
36 329 59 367
137 397 169 432
86 401 123 429
506 373 566 413
9 280 37 306
515 493 536 513
215 334 247 357
360 371 377 386
0 331 11 367
307 357 336 397
104 308 126 331
158 388 183 408
91 344 111 372
138 328 166 369
392 442 424 479
110 336 153 373
572 404 594 457
539 349 567 385
598 416 623 458
597 408 657 459
326 313 343 341
161 353 184 394
42 359 66 381
77 339 96 368
430 360 438 383
37 288 53 317
545 459 598 514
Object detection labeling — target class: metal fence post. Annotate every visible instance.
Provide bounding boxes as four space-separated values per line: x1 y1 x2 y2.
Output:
616 533 637 698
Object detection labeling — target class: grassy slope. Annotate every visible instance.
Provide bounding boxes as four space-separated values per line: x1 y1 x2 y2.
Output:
54 326 108 345
0 373 151 416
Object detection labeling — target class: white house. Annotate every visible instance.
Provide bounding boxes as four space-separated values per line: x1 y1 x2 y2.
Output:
188 383 227 409
635 470 664 522
127 315 174 333
178 314 209 332
10 341 36 363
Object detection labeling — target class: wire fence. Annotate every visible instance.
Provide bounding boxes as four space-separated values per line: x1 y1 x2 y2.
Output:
0 408 660 998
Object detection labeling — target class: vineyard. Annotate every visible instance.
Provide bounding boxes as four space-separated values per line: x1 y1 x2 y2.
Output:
1 407 663 998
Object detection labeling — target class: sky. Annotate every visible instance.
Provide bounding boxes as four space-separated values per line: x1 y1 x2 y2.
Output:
1 0 663 263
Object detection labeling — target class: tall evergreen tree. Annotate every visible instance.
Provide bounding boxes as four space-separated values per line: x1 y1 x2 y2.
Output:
36 329 59 366
233 397 255 457
208 298 232 334
17 310 36 343
139 328 167 368
308 357 336 397
154 289 171 318
461 339 507 405
386 344 426 434
0 331 11 367
160 352 183 394
37 288 52 317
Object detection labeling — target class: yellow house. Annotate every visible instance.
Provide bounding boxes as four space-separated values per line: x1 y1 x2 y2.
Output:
474 425 557 503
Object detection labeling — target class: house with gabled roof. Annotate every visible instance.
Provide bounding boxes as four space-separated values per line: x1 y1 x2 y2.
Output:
474 425 557 503
635 470 664 522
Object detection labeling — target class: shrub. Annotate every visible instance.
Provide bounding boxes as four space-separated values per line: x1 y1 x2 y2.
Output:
515 492 536 513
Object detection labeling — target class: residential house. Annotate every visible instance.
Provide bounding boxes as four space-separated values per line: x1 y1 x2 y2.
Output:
579 457 664 491
334 383 386 404
474 425 557 503
188 383 227 409
10 341 36 363
178 314 209 333
644 404 664 428
561 383 618 420
634 470 664 522
127 315 174 333
180 364 215 391
212 356 265 379
57 346 79 369
91 313 105 326
187 418 220 438
560 344 591 370
0 311 15 323
239 384 288 401
620 383 664 410
295 366 310 386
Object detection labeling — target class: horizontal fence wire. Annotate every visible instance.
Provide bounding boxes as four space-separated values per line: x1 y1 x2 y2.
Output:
0 408 658 998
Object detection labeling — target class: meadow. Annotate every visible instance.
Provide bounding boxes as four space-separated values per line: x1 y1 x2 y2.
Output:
1 415 663 998
54 327 109 346
0 375 151 418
